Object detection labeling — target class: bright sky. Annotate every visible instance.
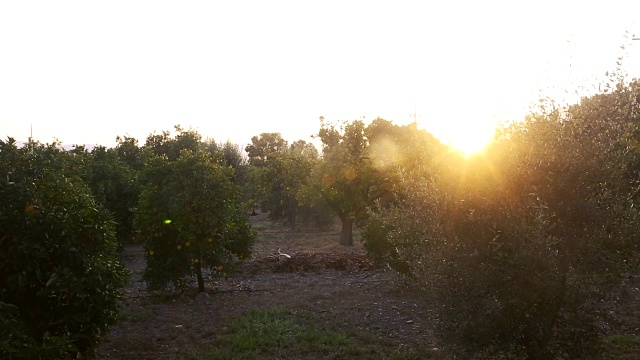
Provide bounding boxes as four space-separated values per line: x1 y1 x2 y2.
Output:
1 1 639 150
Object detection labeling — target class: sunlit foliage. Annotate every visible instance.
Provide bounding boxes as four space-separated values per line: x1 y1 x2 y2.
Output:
363 79 640 358
304 118 441 246
304 119 382 246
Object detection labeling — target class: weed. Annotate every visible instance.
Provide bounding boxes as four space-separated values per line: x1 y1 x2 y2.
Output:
117 309 154 323
602 333 640 357
190 307 425 360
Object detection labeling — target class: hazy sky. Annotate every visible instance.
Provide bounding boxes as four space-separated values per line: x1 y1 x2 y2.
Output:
1 1 639 149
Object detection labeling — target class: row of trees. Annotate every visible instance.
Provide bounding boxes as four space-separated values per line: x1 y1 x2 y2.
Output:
0 127 257 357
0 116 446 356
2 76 639 358
236 80 639 357
245 118 443 245
361 80 640 358
238 78 640 358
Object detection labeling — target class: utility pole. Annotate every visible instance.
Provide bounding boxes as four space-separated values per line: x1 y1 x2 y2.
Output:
410 100 420 125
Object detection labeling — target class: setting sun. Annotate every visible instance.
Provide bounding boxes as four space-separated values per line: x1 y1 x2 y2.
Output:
436 124 496 155
420 108 503 156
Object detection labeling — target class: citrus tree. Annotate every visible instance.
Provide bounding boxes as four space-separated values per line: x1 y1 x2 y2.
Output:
0 139 128 358
305 118 422 245
135 149 255 293
248 137 321 228
84 145 140 246
114 135 143 171
362 80 640 358
245 132 288 167
307 119 381 245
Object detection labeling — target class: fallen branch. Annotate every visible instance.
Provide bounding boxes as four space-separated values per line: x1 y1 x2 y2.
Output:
265 248 292 260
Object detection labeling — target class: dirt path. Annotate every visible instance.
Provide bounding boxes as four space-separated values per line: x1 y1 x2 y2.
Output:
96 214 442 359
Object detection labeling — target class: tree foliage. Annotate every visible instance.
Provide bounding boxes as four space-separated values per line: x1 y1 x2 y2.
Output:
203 139 248 170
202 138 249 191
0 139 129 358
245 132 288 167
244 133 330 228
306 118 428 245
363 80 640 358
258 140 320 225
135 130 255 293
308 119 376 245
359 122 445 263
115 135 143 171
83 145 140 246
145 125 201 161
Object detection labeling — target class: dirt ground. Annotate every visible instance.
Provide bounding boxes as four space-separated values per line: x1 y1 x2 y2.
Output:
96 213 640 359
96 213 443 360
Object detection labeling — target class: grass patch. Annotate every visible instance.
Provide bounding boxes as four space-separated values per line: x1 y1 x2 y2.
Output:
118 308 154 323
249 221 271 231
602 333 640 356
605 334 640 347
190 307 428 360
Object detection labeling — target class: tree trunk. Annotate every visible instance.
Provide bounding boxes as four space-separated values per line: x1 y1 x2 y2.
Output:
287 197 298 230
340 217 354 246
195 262 205 293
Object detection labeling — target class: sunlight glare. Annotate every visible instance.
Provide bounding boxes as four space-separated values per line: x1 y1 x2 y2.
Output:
423 106 503 156
445 128 494 155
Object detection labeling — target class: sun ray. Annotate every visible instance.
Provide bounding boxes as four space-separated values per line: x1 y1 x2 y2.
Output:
425 116 499 156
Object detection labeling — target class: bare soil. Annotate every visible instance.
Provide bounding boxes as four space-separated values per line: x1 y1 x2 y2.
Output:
96 213 443 359
96 213 640 359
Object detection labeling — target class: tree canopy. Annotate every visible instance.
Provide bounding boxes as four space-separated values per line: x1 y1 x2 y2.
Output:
361 79 640 358
0 139 129 358
135 129 255 292
304 118 441 246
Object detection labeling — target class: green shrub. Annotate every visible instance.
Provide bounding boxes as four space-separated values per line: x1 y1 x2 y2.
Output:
0 139 129 358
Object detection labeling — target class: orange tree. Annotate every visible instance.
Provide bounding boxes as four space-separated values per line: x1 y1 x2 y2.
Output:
244 132 289 216
145 124 201 161
0 139 128 358
283 140 328 228
363 80 640 358
114 135 143 171
304 118 431 246
135 149 255 293
202 139 252 212
247 136 322 228
84 145 140 247
245 132 288 167
305 119 381 246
